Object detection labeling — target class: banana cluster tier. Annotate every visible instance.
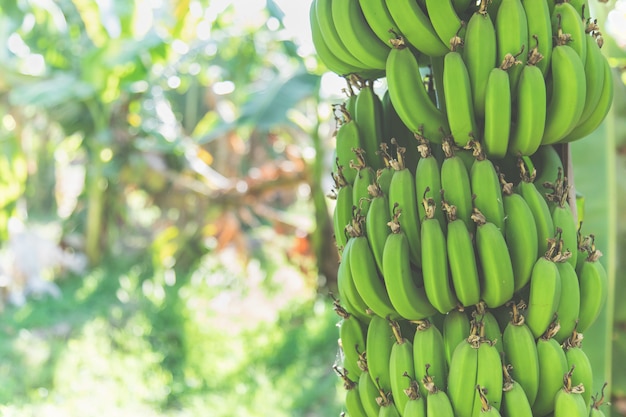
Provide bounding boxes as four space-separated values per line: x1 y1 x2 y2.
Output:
313 1 614 416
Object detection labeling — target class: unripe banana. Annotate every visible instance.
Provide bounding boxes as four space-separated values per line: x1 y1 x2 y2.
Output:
332 167 354 249
576 242 608 333
415 138 445 231
525 242 562 339
335 368 369 417
443 307 471 366
422 371 455 417
474 385 503 417
386 0 449 57
331 0 390 70
563 331 593 411
379 397 402 417
352 152 376 216
482 63 511 160
388 141 422 267
334 105 362 185
339 312 367 379
495 0 528 95
532 323 569 417
520 0 553 76
337 239 373 323
552 258 581 344
355 81 385 170
425 0 465 49
367 315 397 395
443 50 480 147
348 218 399 320
577 34 607 124
366 182 392 275
443 201 481 307
544 170 578 269
552 2 587 63
589 383 609 417
473 303 504 357
386 38 448 143
448 329 481 417
531 145 563 202
561 51 614 143
463 1 497 119
421 196 458 314
469 141 505 233
516 158 556 259
553 366 587 417
500 175 538 292
412 320 448 398
383 216 437 321
508 50 546 157
472 209 515 309
403 387 427 417
502 301 540 407
359 370 382 417
389 319 416 415
501 364 534 417
540 42 586 145
358 0 397 46
376 144 396 196
473 333 504 416
440 137 474 233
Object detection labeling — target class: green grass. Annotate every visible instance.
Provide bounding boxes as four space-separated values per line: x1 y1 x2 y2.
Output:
0 251 343 416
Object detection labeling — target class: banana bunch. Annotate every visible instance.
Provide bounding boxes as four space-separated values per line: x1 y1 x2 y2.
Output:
312 0 614 154
313 1 614 416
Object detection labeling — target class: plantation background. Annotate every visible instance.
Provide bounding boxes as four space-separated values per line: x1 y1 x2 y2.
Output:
0 0 624 416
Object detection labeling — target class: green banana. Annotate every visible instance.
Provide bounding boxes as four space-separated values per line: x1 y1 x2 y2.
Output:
576 242 608 333
553 366 587 417
508 49 546 157
348 217 399 320
389 319 416 415
379 396 402 417
425 0 465 49
376 143 396 196
403 386 427 417
544 169 578 268
563 330 593 410
386 38 448 143
473 333 504 416
339 311 367 379
383 216 437 321
334 105 362 185
443 49 479 147
388 141 422 267
474 385 503 417
415 138 445 231
359 369 382 417
335 367 369 417
463 0 497 119
469 141 505 233
422 370 455 417
331 0 390 70
525 240 562 339
495 0 529 95
366 315 396 395
337 238 372 322
502 301 540 407
500 174 538 292
552 258 581 344
358 0 398 46
516 158 556 259
472 208 515 309
589 383 609 417
531 145 563 201
560 51 613 143
366 182 392 275
443 307 471 366
352 150 376 216
520 0 553 76
501 364 534 417
443 200 481 307
541 42 586 145
354 81 385 170
381 90 420 174
421 195 458 314
552 2 587 63
332 166 354 250
440 137 474 233
385 0 449 57
412 320 448 398
532 323 569 417
448 324 480 417
482 62 512 160
473 303 504 357
577 33 607 125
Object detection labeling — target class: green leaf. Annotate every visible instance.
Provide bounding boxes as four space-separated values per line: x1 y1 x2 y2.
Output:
8 73 96 108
